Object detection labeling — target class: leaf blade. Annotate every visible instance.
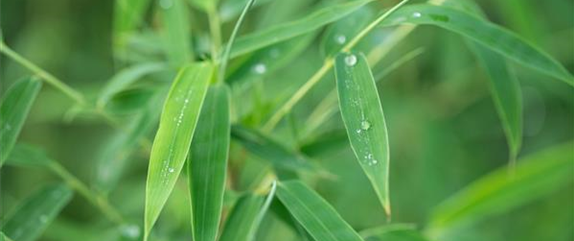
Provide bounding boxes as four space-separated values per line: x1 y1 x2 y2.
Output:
1 184 73 241
0 77 42 166
381 4 574 86
335 52 391 216
144 63 213 240
230 0 374 58
187 85 230 241
276 181 364 241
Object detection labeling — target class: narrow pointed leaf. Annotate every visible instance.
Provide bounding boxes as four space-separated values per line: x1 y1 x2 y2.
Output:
1 184 73 241
160 0 193 66
0 77 42 166
231 125 316 173
1 232 14 241
97 62 167 108
276 181 364 241
380 4 574 86
335 52 391 216
6 143 53 167
219 194 265 241
144 63 213 239
188 85 230 241
361 224 430 241
428 142 574 233
230 0 374 58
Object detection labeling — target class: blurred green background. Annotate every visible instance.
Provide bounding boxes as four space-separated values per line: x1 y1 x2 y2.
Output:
1 0 573 240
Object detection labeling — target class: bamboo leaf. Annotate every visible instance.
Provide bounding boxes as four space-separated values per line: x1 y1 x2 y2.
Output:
230 0 374 58
335 52 391 216
0 77 42 167
380 4 574 86
6 143 53 167
187 85 230 241
231 125 316 174
97 62 167 109
159 0 193 66
361 224 430 241
1 184 73 241
276 181 364 241
428 142 574 234
187 0 217 12
144 63 213 240
1 232 14 241
219 194 265 241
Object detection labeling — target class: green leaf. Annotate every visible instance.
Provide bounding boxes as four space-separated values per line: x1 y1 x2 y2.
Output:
1 184 73 241
219 194 265 241
335 52 391 216
97 62 167 109
6 143 53 167
144 63 213 240
0 77 42 167
361 224 430 241
187 85 230 241
187 0 217 12
231 125 316 174
380 4 574 86
227 33 317 86
230 0 374 58
276 181 364 241
1 232 14 241
428 142 574 234
159 0 193 66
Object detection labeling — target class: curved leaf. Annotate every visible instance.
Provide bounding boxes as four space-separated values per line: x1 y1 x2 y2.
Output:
0 77 42 166
230 0 374 58
428 142 574 234
276 181 364 241
335 52 391 216
1 184 73 241
380 4 573 86
144 63 213 240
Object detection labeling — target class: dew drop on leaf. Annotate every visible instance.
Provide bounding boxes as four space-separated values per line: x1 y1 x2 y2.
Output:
253 63 267 74
345 54 358 66
412 12 422 18
361 120 371 130
335 34 346 44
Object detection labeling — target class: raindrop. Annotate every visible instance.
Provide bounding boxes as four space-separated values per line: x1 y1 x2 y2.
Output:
252 63 267 74
345 54 357 66
335 34 346 44
168 167 175 173
40 215 48 223
159 0 173 9
412 12 422 18
361 120 371 131
356 129 362 134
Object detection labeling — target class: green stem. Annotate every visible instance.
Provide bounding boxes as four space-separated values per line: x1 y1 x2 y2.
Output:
0 41 86 105
207 8 223 60
262 0 409 131
49 162 125 225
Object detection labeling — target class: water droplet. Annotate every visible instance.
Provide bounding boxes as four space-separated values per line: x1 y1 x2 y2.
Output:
160 0 173 9
356 129 362 134
412 12 422 18
168 167 175 173
252 63 267 74
335 34 346 44
184 99 189 104
372 159 378 165
121 224 141 238
345 54 357 66
361 120 371 131
40 215 48 223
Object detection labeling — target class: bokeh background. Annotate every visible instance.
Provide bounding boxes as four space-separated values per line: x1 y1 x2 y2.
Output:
1 0 573 240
